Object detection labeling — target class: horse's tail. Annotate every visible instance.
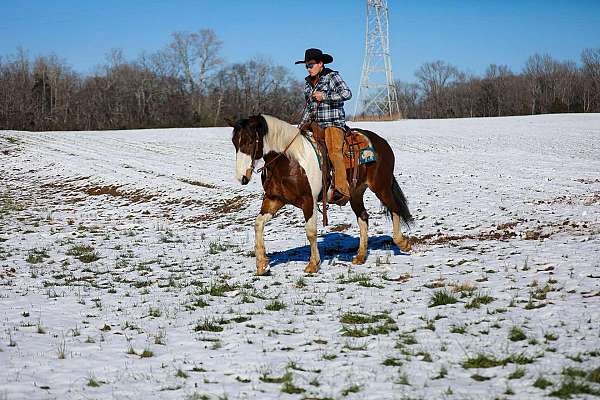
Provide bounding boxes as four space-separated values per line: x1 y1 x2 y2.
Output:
386 176 414 227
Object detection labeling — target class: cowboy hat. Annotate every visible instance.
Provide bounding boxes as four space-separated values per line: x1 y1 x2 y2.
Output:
295 48 333 64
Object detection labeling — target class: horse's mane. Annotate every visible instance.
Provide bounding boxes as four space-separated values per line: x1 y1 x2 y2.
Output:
261 114 308 163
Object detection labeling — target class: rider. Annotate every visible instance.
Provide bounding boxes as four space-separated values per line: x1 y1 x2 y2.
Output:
296 48 352 206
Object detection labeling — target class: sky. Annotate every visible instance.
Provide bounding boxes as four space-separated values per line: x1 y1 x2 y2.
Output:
1 0 599 112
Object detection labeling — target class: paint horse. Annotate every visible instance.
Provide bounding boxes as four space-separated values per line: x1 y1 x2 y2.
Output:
228 114 412 275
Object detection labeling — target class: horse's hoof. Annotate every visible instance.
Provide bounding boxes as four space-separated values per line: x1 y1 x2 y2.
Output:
256 258 270 276
352 255 366 265
395 238 412 253
304 261 320 274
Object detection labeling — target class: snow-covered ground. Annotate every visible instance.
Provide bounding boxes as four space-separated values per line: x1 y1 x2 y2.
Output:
1 113 599 400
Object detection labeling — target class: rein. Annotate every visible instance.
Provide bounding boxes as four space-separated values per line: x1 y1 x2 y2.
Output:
255 129 302 174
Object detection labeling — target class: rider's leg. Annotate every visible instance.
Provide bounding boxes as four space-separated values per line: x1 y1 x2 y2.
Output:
324 126 350 203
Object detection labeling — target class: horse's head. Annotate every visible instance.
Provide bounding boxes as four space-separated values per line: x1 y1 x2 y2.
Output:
227 115 268 185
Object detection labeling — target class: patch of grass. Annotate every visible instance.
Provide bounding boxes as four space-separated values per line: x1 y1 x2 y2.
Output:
87 378 102 387
450 324 467 334
176 369 189 378
66 244 100 263
588 367 600 384
341 384 361 396
429 289 458 307
562 367 587 379
465 292 495 309
26 248 50 264
508 368 526 380
471 373 493 381
340 312 388 324
193 318 224 332
265 300 286 311
462 353 534 369
208 240 234 254
550 379 600 398
259 370 292 384
509 326 527 342
281 381 305 394
341 315 397 338
338 272 380 287
196 280 237 297
139 348 154 358
382 357 403 367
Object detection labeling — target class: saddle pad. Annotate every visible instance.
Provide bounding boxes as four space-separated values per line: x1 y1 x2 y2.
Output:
344 129 376 169
303 132 324 170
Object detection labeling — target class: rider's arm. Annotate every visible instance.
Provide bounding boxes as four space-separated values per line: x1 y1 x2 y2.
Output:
322 72 352 102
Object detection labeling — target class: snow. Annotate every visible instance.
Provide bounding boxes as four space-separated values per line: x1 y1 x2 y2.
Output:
0 113 599 399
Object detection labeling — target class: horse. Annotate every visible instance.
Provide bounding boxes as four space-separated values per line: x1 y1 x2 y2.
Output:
227 114 413 275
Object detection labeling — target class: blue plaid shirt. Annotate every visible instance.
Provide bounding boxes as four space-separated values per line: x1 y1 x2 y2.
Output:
300 68 352 129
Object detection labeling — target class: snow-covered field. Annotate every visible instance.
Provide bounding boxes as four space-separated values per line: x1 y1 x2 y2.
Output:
1 114 599 400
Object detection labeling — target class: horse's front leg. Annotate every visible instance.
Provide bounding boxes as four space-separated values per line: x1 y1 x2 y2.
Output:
255 197 284 275
303 203 321 274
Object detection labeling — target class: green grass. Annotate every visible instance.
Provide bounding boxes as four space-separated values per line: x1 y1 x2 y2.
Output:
429 289 458 307
549 379 600 398
508 368 526 380
265 300 286 311
259 371 292 384
66 244 100 263
87 378 101 387
509 326 527 342
195 280 237 297
450 324 467 334
465 292 495 309
193 318 224 332
341 315 397 337
382 357 403 367
462 353 534 369
340 312 388 324
26 248 49 264
341 384 362 396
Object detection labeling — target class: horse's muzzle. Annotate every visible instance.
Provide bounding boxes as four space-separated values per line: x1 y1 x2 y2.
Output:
241 176 249 185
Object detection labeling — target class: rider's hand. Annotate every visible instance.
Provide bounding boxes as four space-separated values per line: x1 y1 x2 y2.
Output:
313 91 324 102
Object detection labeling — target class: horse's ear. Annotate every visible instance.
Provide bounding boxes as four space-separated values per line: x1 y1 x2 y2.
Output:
224 117 237 127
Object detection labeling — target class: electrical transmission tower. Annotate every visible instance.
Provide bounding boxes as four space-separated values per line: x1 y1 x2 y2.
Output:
354 0 400 118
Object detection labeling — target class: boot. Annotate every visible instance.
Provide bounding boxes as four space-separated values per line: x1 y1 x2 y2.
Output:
324 126 350 206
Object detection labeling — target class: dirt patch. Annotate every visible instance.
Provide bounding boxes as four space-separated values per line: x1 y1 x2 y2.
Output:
412 219 599 247
531 192 600 206
575 178 600 184
179 178 217 189
83 185 155 203
186 195 252 224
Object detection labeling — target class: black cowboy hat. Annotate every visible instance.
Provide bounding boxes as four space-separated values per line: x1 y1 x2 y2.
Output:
295 48 333 65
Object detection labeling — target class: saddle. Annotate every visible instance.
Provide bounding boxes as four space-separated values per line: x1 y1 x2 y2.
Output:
300 121 377 226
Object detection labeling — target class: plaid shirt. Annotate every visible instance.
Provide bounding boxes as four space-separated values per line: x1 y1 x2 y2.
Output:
300 68 352 129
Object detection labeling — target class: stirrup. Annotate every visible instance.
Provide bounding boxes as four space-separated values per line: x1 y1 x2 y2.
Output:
329 189 350 206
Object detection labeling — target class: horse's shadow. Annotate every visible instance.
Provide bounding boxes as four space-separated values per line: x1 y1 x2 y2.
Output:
268 232 407 267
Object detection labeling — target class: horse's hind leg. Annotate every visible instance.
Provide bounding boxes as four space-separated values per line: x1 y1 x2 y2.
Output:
255 197 284 275
374 186 412 253
350 184 369 265
302 201 321 274
392 212 411 252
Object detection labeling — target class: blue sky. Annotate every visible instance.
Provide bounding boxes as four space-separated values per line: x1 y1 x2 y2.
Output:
2 0 599 111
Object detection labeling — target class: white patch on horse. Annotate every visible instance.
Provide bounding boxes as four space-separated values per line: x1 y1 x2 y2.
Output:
235 151 253 183
261 115 322 199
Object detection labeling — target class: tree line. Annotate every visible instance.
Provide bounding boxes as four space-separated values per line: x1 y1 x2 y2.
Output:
392 49 600 119
1 29 598 131
0 29 304 131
